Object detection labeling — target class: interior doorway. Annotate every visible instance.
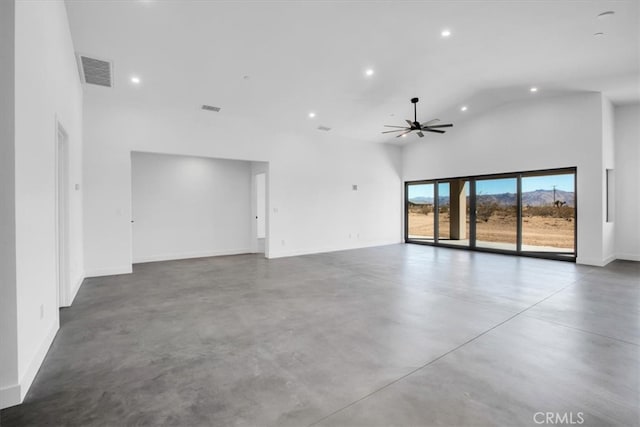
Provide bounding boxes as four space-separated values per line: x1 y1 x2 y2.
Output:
55 123 70 307
255 172 266 253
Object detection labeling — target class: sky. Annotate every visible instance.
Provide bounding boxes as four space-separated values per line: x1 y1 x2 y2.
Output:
408 174 574 199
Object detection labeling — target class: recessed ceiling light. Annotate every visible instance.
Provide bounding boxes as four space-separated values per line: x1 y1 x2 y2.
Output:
401 134 407 138
441 29 451 38
131 76 141 84
597 11 615 19
365 69 374 77
530 87 538 93
308 112 316 118
461 106 468 112
594 32 605 37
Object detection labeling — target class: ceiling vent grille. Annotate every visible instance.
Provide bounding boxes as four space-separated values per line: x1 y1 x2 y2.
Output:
202 105 221 112
317 125 331 132
77 54 113 87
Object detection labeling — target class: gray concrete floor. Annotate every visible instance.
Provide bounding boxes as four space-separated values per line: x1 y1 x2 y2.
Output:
1 244 638 426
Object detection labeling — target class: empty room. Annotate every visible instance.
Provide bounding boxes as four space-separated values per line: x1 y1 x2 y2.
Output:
1 0 639 426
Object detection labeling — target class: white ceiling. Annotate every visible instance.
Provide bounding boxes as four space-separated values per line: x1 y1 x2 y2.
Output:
65 0 640 144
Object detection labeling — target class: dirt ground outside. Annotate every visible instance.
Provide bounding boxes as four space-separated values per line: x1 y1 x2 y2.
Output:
408 211 574 249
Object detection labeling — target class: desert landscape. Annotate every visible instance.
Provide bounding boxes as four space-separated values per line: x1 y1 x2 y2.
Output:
408 204 574 250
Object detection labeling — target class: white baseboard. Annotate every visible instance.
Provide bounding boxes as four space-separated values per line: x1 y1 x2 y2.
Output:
616 253 640 262
85 266 133 278
133 248 252 264
0 383 21 410
268 239 401 259
576 258 605 267
256 238 265 254
581 254 640 265
68 271 85 306
576 256 615 267
0 321 60 409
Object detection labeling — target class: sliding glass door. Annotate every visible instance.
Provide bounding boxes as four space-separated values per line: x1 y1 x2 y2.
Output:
406 183 435 242
437 180 470 247
521 172 576 257
405 168 576 261
475 177 518 252
437 182 450 241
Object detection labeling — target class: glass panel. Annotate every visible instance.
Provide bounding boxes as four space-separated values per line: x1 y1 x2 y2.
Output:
437 182 450 240
466 182 471 245
407 183 435 241
521 173 575 254
475 177 517 251
437 180 470 247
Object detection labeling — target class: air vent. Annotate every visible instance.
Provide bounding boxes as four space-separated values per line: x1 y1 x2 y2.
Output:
317 125 331 132
77 54 113 87
202 105 221 112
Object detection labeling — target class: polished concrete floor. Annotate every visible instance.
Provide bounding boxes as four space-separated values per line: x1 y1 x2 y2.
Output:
1 244 638 426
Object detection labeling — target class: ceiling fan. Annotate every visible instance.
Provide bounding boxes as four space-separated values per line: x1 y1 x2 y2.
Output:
382 97 453 138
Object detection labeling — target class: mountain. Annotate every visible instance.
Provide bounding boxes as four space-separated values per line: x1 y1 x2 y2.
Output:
476 193 516 206
408 189 574 207
522 189 575 207
408 196 433 204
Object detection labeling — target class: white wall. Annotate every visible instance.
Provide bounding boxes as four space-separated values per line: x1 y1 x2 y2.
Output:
0 0 19 409
0 0 84 409
614 103 640 261
84 98 402 275
403 92 609 266
131 152 253 263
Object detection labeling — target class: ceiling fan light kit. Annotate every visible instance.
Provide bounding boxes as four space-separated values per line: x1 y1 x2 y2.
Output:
382 97 453 139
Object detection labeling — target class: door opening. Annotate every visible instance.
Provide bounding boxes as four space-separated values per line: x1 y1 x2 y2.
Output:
55 124 69 307
255 172 266 253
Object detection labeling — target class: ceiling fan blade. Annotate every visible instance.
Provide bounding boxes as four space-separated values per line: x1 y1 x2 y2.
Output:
417 131 424 138
382 129 409 134
424 128 446 134
425 124 453 128
396 129 413 138
383 125 408 128
406 119 414 127
421 119 440 127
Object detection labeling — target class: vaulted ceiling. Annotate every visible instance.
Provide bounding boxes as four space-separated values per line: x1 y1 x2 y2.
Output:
65 0 639 143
